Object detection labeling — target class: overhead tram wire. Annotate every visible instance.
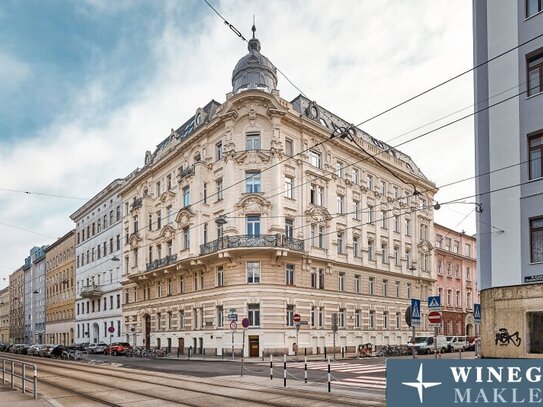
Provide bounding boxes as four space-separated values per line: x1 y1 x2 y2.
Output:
0 221 57 239
0 188 89 200
352 32 543 128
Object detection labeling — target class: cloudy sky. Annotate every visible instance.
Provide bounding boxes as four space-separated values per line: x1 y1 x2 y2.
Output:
0 0 487 287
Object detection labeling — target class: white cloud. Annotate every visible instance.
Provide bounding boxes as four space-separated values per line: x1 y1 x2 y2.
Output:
0 0 478 285
0 51 32 92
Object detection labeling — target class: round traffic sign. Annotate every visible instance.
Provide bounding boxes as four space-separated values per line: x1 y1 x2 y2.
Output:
230 321 237 330
108 326 115 333
241 318 250 329
293 313 301 323
428 311 442 324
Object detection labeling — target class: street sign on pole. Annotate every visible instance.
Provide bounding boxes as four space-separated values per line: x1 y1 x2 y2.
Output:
428 295 441 310
293 314 301 323
405 306 411 327
241 318 250 329
228 313 238 321
410 299 421 327
428 311 442 327
230 321 237 330
474 303 481 325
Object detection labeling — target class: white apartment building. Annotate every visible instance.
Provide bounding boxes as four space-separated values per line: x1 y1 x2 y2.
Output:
70 179 125 345
120 28 437 356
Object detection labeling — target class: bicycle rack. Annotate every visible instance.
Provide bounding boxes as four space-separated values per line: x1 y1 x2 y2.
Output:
1 356 39 399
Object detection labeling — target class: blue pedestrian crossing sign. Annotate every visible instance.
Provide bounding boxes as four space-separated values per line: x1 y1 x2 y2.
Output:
428 295 441 310
411 299 421 326
474 303 481 325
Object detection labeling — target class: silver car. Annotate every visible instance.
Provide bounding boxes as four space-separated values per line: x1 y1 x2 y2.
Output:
85 342 108 354
27 344 45 356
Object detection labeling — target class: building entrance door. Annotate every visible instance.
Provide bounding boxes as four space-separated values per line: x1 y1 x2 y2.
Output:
198 337 203 354
249 336 259 357
92 323 99 343
178 338 184 354
144 315 151 349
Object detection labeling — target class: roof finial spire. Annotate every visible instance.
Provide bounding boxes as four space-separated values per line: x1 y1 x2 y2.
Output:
252 15 256 39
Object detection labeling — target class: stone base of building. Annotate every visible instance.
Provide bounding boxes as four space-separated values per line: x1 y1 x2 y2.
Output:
480 284 543 358
131 329 431 358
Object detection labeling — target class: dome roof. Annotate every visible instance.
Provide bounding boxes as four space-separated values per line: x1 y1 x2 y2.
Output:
232 26 278 94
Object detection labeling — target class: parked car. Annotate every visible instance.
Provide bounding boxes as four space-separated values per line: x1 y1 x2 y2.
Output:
10 344 29 354
104 342 132 356
407 336 435 354
466 336 479 351
85 343 108 354
27 344 45 356
449 335 468 351
0 343 10 352
39 344 58 357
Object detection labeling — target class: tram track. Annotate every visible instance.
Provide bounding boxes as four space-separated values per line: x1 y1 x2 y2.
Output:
5 354 384 407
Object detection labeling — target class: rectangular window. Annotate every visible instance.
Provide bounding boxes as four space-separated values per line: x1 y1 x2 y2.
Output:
247 261 261 284
182 186 190 207
405 219 411 236
203 182 208 204
284 176 294 199
383 279 388 296
309 150 321 168
393 186 400 199
246 215 261 236
216 179 223 201
369 310 375 329
311 269 317 289
367 174 374 190
528 312 543 353
179 311 184 330
156 210 162 230
381 210 388 229
395 281 400 297
310 184 324 206
529 134 543 180
337 231 345 254
336 161 343 178
338 308 345 328
285 139 293 157
285 264 294 285
381 181 387 196
246 133 261 150
338 272 345 291
319 268 325 290
369 277 375 295
407 283 412 299
528 52 543 96
336 195 344 215
179 275 184 293
353 237 360 257
354 275 361 293
183 227 190 250
216 141 223 160
381 243 388 264
248 304 260 327
156 181 161 197
353 200 360 220
355 310 361 329
216 266 224 287
318 307 324 328
383 311 389 329
396 312 401 329
352 168 360 185
394 246 400 266
527 0 543 17
245 171 261 193
286 305 294 327
531 217 543 263
285 218 294 238
368 239 374 261
368 205 375 223
217 306 224 328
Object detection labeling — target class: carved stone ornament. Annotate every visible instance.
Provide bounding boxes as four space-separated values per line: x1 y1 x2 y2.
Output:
236 194 271 215
304 206 332 223
159 225 175 239
418 240 434 253
235 150 271 166
223 140 236 161
175 207 195 226
129 233 142 249
247 104 257 127
144 151 153 166
160 190 176 203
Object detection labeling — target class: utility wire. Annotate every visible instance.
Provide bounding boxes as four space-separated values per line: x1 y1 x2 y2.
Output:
0 188 88 200
0 221 56 239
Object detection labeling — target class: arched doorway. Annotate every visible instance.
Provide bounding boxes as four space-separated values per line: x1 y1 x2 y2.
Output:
92 323 99 344
466 324 473 336
144 314 151 349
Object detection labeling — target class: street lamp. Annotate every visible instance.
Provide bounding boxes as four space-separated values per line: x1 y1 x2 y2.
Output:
111 256 121 262
215 216 228 226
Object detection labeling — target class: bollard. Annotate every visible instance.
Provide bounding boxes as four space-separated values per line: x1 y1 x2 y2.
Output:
459 349 462 360
324 347 327 360
22 364 26 394
327 357 331 393
341 347 345 359
304 356 307 384
304 347 307 357
10 361 14 389
283 354 287 388
270 355 273 380
33 367 38 400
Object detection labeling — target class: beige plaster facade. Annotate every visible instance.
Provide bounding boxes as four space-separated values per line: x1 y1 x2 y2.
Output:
45 230 76 345
481 284 543 358
120 40 437 356
9 266 24 344
0 287 9 343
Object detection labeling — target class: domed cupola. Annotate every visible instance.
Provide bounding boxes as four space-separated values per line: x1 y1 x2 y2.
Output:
232 24 278 94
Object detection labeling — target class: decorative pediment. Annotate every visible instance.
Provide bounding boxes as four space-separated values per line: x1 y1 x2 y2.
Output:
159 225 175 239
129 233 142 249
304 206 332 223
159 190 176 203
235 150 271 166
235 194 271 215
175 207 195 225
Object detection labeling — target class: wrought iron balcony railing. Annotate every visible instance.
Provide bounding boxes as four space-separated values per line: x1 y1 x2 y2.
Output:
177 165 195 181
146 254 178 272
131 197 143 210
200 234 305 255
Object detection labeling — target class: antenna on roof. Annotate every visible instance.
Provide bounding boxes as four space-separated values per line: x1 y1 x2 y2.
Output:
252 15 256 39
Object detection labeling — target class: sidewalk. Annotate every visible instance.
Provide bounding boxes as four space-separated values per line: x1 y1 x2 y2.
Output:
0 384 52 406
163 352 363 363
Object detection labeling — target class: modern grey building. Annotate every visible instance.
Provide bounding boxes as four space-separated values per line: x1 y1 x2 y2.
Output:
474 0 543 358
23 246 48 344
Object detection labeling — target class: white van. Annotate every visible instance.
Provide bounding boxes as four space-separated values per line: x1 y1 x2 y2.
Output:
408 336 449 354
449 336 468 351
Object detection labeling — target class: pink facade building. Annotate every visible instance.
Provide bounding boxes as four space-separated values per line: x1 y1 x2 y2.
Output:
434 224 478 336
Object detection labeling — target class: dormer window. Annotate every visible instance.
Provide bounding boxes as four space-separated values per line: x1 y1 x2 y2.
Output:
246 133 261 150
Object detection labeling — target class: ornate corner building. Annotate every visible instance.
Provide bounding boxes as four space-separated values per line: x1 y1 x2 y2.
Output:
120 29 438 356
